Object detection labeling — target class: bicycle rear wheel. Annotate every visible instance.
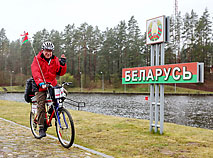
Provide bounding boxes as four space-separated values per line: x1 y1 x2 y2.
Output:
30 111 42 139
56 108 75 148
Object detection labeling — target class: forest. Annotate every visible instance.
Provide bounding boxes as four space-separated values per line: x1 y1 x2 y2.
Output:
0 9 212 89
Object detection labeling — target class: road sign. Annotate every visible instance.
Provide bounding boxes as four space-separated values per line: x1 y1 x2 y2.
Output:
122 62 204 84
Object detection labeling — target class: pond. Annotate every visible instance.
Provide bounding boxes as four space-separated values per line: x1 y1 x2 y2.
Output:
0 93 212 130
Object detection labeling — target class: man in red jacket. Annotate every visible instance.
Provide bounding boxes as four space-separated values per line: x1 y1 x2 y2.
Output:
31 41 67 138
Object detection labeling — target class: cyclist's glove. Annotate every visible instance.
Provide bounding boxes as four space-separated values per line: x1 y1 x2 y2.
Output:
60 58 66 66
39 82 45 87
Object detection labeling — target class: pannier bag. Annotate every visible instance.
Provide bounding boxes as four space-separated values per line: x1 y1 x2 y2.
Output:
24 77 38 103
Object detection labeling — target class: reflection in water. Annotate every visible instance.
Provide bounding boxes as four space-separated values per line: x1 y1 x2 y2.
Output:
165 96 213 129
0 93 212 130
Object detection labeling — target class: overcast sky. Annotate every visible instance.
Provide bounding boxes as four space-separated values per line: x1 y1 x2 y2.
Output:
1 0 213 41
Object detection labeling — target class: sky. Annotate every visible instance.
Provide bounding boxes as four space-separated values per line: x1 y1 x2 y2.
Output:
0 0 213 41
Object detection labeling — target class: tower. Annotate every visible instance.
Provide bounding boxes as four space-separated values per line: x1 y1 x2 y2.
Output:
175 0 178 18
174 0 180 63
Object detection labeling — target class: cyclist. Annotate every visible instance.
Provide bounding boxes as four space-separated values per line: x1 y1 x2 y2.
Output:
31 41 67 138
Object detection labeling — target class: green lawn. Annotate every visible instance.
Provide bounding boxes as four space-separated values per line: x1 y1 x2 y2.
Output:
0 100 213 158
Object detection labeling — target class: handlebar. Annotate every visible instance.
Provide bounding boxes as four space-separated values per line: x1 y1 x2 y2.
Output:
62 82 72 87
45 82 72 88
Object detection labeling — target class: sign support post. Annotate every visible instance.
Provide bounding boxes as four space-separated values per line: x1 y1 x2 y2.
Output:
149 45 154 132
147 16 168 134
160 43 165 134
150 43 165 134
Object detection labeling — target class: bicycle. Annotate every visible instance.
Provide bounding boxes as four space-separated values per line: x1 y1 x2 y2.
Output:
29 82 75 148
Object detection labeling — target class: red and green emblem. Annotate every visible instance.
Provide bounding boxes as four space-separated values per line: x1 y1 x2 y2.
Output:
148 20 162 41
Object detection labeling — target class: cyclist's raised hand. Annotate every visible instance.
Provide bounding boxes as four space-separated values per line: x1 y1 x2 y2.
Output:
60 54 66 66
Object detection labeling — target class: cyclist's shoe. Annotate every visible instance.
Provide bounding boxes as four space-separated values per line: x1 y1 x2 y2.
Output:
39 128 46 138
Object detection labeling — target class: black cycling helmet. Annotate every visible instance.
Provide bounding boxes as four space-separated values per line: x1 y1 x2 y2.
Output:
42 41 54 51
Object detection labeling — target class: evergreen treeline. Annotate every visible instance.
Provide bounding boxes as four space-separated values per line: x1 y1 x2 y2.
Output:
0 9 212 87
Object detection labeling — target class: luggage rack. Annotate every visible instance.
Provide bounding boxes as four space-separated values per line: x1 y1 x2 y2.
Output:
64 98 85 110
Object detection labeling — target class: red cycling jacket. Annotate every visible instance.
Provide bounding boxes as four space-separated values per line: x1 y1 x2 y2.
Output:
31 51 67 92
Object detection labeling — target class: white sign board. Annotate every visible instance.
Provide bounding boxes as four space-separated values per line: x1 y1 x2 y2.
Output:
146 16 166 45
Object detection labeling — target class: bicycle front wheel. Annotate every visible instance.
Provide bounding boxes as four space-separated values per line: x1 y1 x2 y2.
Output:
56 108 75 148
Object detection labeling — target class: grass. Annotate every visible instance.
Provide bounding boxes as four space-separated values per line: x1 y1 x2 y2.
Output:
0 86 25 92
0 100 213 157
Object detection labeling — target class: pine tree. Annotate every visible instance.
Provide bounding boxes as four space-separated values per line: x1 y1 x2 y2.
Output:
127 16 142 67
63 24 76 75
194 8 212 66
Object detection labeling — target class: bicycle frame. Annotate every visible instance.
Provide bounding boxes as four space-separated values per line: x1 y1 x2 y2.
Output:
33 98 68 130
45 108 55 127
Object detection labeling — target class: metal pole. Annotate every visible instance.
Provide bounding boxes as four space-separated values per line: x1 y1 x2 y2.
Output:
20 67 23 85
101 72 104 91
80 72 83 92
10 72 12 91
102 73 104 91
160 43 165 134
150 45 154 132
10 71 14 91
29 39 46 83
155 44 159 133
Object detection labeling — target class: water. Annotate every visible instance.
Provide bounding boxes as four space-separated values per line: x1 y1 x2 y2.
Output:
0 93 212 130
